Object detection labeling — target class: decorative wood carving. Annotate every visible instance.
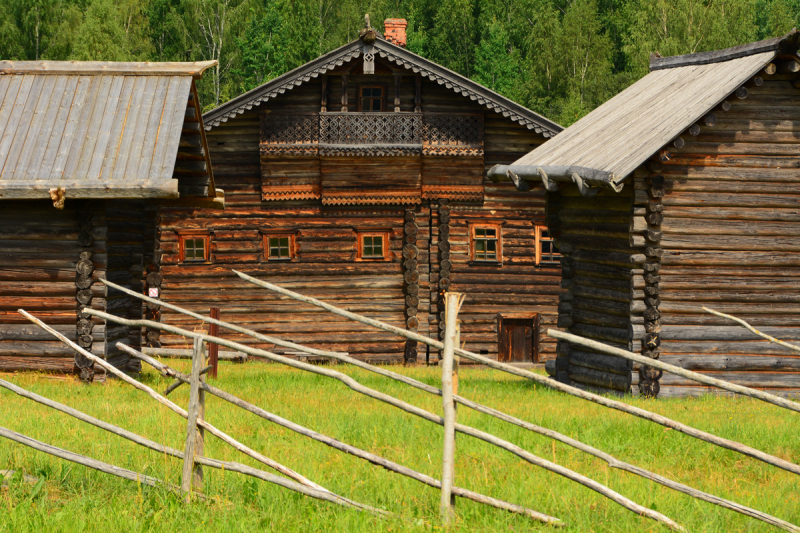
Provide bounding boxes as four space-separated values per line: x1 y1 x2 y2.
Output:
259 114 319 156
260 112 484 157
423 114 484 156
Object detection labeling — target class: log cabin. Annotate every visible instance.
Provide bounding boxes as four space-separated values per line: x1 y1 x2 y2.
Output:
150 18 564 364
0 60 219 381
489 30 800 397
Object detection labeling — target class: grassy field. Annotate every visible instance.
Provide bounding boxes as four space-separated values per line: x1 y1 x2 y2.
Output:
0 361 798 532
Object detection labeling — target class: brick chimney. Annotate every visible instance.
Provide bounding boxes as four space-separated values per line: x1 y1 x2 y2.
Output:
384 19 408 48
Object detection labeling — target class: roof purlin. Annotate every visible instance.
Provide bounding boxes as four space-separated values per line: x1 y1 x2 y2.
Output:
202 38 561 136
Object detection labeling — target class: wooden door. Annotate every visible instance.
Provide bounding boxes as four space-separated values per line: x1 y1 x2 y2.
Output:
497 314 539 363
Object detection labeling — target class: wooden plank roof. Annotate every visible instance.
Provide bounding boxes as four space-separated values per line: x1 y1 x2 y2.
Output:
203 37 562 137
490 31 798 194
0 61 217 200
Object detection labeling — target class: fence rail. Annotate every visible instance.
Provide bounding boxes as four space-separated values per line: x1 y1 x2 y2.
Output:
1 271 798 531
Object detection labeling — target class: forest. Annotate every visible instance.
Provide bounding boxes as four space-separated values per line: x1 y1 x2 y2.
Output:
1 0 798 125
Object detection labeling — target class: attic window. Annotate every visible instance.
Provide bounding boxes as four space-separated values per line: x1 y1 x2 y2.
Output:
359 85 385 112
536 226 560 266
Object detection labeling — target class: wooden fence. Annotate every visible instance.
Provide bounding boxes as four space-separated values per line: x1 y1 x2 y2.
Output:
0 272 798 531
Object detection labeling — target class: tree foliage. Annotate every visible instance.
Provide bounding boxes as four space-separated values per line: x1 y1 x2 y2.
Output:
0 0 792 123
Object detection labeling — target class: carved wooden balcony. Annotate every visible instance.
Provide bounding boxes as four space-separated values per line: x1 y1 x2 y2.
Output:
260 112 483 157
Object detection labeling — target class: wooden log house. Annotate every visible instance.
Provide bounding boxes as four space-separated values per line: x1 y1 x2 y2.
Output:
0 61 219 381
152 18 564 364
490 31 800 397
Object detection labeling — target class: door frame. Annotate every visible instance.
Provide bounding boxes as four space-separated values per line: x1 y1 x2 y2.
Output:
496 312 540 363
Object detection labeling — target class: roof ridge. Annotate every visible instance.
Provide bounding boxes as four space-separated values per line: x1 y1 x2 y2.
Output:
202 38 561 136
0 60 217 78
650 29 798 71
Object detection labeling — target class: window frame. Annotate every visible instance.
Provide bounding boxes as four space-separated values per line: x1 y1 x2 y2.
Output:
535 225 561 266
356 231 390 261
178 231 211 263
469 223 502 264
357 84 387 112
263 233 296 261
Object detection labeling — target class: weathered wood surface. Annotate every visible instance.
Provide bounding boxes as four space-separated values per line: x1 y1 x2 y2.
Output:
181 337 205 497
655 75 800 393
120 344 562 524
163 73 559 364
234 271 800 478
552 329 800 414
115 282 792 529
83 306 683 530
0 377 390 512
18 309 381 513
0 425 179 493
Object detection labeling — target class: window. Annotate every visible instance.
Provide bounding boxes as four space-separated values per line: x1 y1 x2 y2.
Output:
536 226 561 266
357 232 389 261
179 233 210 263
359 85 385 112
265 234 295 261
470 224 501 263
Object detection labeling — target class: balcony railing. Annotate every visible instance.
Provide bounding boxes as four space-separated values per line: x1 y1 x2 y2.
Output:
260 112 483 157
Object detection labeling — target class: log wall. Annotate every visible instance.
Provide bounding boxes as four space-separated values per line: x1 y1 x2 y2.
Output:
646 70 800 397
547 184 639 394
0 200 150 378
159 61 559 364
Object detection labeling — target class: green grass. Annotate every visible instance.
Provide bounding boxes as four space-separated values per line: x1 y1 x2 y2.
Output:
0 362 798 532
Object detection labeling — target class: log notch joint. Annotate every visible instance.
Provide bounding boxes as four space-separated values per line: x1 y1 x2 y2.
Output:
75 208 95 383
403 208 420 363
436 200 452 348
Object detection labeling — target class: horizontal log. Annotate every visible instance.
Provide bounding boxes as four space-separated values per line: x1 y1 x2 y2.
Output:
567 365 630 392
662 354 800 372
569 349 631 376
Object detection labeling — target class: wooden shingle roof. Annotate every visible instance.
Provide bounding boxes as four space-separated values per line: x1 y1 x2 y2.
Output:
0 60 217 200
489 31 799 195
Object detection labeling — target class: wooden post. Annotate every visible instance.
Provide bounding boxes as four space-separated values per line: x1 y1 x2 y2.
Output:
208 307 220 378
440 292 461 526
181 336 206 498
450 319 460 509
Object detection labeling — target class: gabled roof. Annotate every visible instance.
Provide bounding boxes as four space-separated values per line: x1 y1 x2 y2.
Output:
0 60 218 201
203 37 561 137
489 30 800 195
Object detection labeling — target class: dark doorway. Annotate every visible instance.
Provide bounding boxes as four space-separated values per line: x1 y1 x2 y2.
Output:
497 313 539 363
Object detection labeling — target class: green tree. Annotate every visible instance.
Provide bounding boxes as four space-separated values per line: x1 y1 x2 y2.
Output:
623 0 758 76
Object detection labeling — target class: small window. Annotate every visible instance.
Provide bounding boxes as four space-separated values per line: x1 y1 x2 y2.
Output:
536 226 561 266
357 232 389 261
359 85 384 112
265 234 295 261
179 234 210 263
471 225 501 263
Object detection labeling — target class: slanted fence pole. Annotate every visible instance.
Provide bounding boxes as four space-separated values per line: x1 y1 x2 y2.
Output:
208 307 220 378
182 337 206 498
440 292 462 526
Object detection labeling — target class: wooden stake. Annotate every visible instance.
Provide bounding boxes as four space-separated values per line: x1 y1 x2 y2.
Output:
118 345 563 525
80 307 684 530
208 307 220 378
17 310 378 514
0 377 389 515
230 272 800 479
440 293 461 525
182 337 205 498
105 295 798 532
